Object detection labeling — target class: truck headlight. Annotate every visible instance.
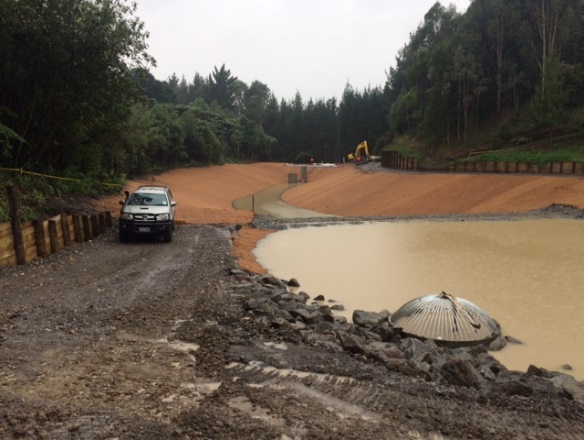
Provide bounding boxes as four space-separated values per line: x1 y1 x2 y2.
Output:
121 213 133 220
157 213 170 221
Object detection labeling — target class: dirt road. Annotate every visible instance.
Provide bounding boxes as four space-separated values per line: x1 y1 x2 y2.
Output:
1 163 584 439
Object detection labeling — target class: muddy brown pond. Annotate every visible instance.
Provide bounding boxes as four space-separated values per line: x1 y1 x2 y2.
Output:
254 219 584 381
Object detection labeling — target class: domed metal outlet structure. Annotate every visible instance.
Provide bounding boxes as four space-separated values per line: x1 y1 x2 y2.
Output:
391 291 500 346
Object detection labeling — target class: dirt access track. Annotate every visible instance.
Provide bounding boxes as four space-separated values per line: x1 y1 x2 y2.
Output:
1 163 583 439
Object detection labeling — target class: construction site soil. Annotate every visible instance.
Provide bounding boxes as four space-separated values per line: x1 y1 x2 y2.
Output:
1 162 584 439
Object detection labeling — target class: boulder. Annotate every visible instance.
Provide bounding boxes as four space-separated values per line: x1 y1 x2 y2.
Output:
440 359 481 388
401 338 437 361
260 274 287 289
352 310 390 328
336 331 367 354
549 374 584 401
287 278 301 287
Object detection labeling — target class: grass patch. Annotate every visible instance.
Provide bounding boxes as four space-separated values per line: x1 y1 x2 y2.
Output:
466 146 584 165
382 142 423 161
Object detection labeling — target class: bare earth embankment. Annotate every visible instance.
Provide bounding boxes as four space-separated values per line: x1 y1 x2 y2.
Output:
98 162 584 272
1 163 583 439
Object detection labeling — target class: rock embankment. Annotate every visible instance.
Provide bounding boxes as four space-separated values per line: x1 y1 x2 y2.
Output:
230 269 584 402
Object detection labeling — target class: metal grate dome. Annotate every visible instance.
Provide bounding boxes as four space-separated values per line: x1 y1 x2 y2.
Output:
391 291 500 345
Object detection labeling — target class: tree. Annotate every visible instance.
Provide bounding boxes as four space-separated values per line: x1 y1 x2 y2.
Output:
243 81 272 126
208 64 238 111
0 0 153 171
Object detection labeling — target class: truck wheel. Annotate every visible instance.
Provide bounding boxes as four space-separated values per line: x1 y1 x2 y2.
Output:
163 227 173 243
119 230 130 243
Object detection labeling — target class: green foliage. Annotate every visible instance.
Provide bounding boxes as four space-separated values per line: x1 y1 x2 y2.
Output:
385 0 584 152
0 0 153 171
0 169 122 222
467 147 584 164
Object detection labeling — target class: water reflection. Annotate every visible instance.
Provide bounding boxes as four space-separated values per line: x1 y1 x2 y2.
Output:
254 219 584 380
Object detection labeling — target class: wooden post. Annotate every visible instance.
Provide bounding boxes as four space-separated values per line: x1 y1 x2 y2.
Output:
98 212 106 234
61 214 72 247
7 186 26 265
82 215 92 241
33 220 49 258
73 215 83 243
90 214 99 237
48 219 59 254
105 211 112 228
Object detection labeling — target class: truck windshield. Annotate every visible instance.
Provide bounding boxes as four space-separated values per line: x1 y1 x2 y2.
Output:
127 193 168 206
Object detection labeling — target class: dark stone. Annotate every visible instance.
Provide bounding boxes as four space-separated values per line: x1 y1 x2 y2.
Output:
352 310 390 328
244 297 268 310
550 374 584 400
440 359 480 388
314 321 334 334
314 294 325 301
368 322 394 342
505 335 523 344
336 331 367 354
270 318 291 329
330 304 345 311
290 308 323 325
491 380 534 397
273 308 294 322
527 365 549 377
402 338 436 361
561 364 573 371
298 291 310 301
260 274 287 289
287 278 301 287
479 364 497 381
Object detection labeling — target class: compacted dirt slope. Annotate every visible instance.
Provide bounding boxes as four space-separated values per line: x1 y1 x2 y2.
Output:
98 162 584 222
96 162 584 273
282 164 584 216
95 163 336 225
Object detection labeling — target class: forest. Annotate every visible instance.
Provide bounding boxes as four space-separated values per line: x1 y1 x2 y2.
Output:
1 0 584 180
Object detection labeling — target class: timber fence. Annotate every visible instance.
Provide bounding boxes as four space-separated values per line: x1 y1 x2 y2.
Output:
0 211 113 267
381 150 584 175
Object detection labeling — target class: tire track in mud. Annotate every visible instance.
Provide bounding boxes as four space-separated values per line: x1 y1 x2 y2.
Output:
223 349 584 440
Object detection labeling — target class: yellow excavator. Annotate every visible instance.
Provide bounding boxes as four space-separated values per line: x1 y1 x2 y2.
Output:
347 141 371 164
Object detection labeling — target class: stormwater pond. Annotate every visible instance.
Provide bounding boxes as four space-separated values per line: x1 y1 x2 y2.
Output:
253 218 584 381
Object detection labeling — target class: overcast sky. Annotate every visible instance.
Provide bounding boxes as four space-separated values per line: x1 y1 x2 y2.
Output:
135 0 471 102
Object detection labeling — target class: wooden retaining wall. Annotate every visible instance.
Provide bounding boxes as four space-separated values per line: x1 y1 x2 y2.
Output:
381 150 584 175
0 212 112 267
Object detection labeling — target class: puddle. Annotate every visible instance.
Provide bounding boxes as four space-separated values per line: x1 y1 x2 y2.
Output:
254 219 584 380
233 184 333 218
